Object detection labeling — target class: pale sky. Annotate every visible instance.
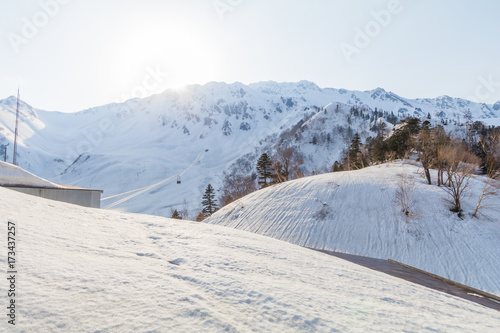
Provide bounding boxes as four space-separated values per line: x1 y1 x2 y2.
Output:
1 0 499 112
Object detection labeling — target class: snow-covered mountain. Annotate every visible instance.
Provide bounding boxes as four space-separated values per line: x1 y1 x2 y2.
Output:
207 162 500 296
1 186 500 332
0 81 499 217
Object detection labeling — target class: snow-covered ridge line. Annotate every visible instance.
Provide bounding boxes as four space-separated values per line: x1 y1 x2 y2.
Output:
1 80 499 116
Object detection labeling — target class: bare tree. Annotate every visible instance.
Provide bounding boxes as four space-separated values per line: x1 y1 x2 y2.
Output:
272 146 304 181
432 127 451 186
435 147 446 186
395 173 417 217
385 151 396 164
195 210 207 222
493 132 500 164
290 152 305 179
272 161 286 183
416 128 434 184
271 153 287 183
472 132 500 217
472 168 499 218
358 146 369 168
180 198 190 220
441 143 480 214
219 172 257 207
482 132 500 175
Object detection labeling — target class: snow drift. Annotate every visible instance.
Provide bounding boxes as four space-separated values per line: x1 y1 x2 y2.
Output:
1 186 499 332
207 162 500 296
0 161 62 188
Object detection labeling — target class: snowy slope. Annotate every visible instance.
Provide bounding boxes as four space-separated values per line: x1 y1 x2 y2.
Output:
0 82 499 218
207 162 500 296
1 187 500 332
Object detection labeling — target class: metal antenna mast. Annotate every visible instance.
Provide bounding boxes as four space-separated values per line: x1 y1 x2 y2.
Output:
3 143 8 162
13 87 20 165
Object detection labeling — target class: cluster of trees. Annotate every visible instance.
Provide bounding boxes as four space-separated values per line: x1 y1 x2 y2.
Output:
336 118 499 174
218 173 256 208
195 183 218 221
332 132 369 171
255 147 305 188
170 199 190 220
219 147 305 208
334 117 499 215
348 106 399 125
183 113 498 221
413 125 499 216
190 147 305 222
171 184 219 222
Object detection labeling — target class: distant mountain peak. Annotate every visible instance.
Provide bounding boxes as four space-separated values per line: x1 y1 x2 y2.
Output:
0 95 19 105
296 80 321 89
249 80 321 94
436 95 453 100
0 95 36 115
367 87 386 94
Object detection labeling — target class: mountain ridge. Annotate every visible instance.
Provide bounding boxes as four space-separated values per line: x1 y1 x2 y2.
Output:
0 81 499 217
2 80 500 117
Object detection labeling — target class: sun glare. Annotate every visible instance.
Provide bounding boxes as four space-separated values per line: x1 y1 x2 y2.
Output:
105 16 222 98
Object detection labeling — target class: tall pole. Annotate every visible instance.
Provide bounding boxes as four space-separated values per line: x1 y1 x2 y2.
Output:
13 88 20 165
3 143 8 162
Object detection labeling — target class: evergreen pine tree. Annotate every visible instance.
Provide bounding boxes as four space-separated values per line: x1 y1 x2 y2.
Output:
422 120 431 132
386 127 409 158
256 153 274 188
370 135 387 163
385 118 421 159
201 184 218 216
171 209 182 220
348 133 363 169
405 117 421 135
332 161 343 172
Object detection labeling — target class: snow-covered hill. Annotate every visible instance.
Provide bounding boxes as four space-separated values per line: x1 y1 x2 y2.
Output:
1 186 500 332
0 81 499 217
207 162 500 297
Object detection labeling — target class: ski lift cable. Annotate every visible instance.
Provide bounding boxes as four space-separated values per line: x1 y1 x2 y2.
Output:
301 102 333 129
103 149 207 209
101 184 151 201
101 156 201 201
102 150 206 203
104 176 175 209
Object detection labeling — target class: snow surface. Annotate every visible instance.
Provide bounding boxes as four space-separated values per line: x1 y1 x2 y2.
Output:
479 117 500 127
207 162 500 297
0 161 62 188
1 186 500 332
